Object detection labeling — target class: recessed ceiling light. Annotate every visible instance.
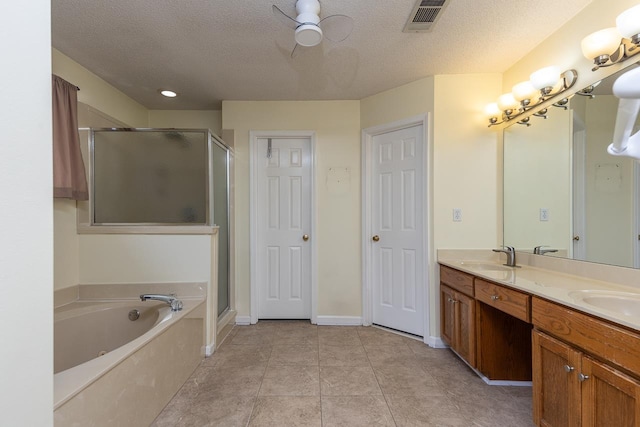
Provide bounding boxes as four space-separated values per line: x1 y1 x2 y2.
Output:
159 90 178 98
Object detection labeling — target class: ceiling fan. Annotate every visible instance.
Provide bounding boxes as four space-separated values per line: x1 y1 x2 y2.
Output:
272 0 354 57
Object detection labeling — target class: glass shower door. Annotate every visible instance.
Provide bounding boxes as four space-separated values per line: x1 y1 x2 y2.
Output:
211 138 230 317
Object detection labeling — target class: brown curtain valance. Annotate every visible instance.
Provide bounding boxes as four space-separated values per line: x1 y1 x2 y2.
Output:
52 75 88 200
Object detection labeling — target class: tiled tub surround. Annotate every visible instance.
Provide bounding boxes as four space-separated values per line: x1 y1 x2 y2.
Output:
438 249 640 330
54 283 206 427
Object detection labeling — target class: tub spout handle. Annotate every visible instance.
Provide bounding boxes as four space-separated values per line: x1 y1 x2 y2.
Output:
140 294 183 311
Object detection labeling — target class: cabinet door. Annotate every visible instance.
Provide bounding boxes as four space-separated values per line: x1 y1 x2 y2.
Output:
581 356 640 427
440 285 455 347
532 331 581 427
455 291 476 367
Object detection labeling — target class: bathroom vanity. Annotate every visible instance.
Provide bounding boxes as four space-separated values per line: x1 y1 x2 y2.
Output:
438 256 640 426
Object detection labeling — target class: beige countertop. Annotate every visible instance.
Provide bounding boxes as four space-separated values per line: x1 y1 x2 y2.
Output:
438 253 640 331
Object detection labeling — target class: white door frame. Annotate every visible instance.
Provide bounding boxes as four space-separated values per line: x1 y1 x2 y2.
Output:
572 113 587 260
361 114 431 341
249 131 318 324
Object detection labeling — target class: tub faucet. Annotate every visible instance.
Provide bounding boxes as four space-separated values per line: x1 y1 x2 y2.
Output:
533 245 558 256
493 245 517 267
140 294 183 311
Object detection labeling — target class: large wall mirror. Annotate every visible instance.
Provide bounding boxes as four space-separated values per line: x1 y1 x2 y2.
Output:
504 62 640 269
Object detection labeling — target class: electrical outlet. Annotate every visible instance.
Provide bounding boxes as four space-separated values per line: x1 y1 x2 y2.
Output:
453 208 462 222
540 208 550 221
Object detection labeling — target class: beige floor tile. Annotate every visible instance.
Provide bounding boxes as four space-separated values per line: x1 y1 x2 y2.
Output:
259 365 320 396
191 365 266 397
320 366 382 396
321 396 395 427
357 328 414 346
319 345 370 367
248 396 321 427
208 344 272 368
385 394 466 426
374 365 443 396
151 392 255 427
317 327 362 346
230 329 274 345
364 344 422 368
272 328 318 346
269 344 319 366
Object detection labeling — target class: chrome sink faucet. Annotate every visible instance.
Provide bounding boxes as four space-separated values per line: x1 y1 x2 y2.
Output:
140 293 183 311
533 245 558 256
493 245 517 267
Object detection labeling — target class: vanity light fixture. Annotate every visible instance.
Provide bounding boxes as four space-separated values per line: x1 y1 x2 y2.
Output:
159 90 178 98
582 5 640 71
485 68 578 127
575 80 602 98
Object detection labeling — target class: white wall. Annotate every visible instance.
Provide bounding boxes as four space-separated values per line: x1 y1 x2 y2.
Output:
222 101 361 318
148 110 222 136
0 1 53 424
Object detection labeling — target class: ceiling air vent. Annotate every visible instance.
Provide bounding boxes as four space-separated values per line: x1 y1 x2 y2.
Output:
403 0 450 33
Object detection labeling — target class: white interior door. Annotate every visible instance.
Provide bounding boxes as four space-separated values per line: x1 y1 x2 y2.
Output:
257 137 312 319
371 124 424 336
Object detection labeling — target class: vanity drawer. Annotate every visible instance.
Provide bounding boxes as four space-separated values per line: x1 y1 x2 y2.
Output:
440 265 474 296
475 278 531 322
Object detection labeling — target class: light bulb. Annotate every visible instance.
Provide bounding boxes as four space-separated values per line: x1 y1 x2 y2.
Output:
616 5 640 43
512 81 539 104
581 27 622 62
497 93 519 116
484 103 501 118
530 66 560 92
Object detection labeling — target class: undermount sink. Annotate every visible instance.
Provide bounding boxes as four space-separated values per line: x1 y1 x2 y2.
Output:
458 261 513 272
569 290 640 317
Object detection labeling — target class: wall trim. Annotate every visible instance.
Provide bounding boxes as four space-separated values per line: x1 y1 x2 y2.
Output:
249 131 318 324
235 315 251 325
361 114 432 337
316 316 363 326
204 344 215 357
426 336 448 348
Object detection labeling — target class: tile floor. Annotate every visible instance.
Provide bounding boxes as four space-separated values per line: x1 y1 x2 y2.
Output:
152 321 534 426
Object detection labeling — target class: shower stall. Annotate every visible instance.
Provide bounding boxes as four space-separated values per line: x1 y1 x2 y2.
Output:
89 128 233 318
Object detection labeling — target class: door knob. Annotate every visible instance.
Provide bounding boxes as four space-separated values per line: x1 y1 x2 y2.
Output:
302 234 309 241
573 235 580 241
372 235 380 242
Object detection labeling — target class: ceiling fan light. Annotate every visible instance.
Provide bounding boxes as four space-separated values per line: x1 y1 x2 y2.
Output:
295 24 323 46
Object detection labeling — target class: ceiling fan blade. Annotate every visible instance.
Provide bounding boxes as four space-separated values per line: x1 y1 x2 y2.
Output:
318 14 353 42
291 43 311 59
273 4 300 29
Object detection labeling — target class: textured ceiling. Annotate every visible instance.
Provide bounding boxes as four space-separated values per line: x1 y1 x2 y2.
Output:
52 0 594 110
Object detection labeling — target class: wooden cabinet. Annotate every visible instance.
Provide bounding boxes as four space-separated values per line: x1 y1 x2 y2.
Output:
440 266 476 366
533 298 640 427
440 283 475 366
532 330 582 426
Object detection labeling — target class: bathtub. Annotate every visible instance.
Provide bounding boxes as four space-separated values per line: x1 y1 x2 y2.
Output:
54 285 206 427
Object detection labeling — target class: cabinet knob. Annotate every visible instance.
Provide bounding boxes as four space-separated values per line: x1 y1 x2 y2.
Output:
578 373 590 382
563 365 574 373
490 295 500 301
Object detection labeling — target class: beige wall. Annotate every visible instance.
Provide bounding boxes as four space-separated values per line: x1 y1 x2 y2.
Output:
503 0 639 94
1 1 53 424
222 100 362 317
148 110 222 136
